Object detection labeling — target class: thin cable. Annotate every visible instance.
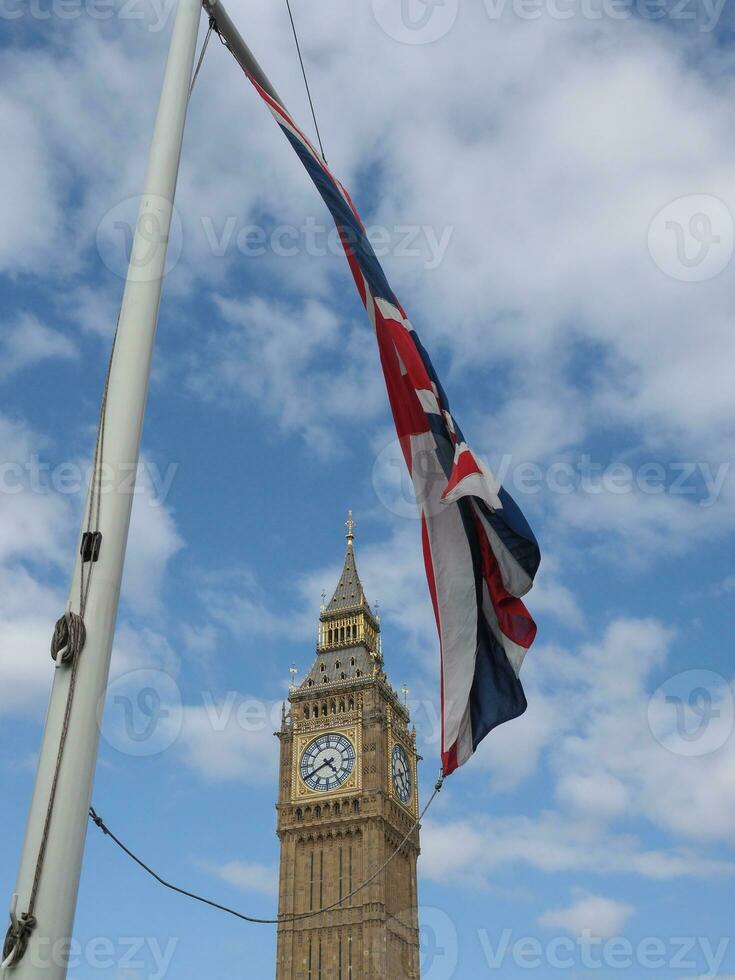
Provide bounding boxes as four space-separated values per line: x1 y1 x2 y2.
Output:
89 775 443 926
189 18 214 100
284 0 327 163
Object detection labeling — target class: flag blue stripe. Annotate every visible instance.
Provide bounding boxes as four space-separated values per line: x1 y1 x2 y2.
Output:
279 125 398 307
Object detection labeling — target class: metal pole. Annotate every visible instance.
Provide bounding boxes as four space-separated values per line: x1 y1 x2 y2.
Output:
3 0 201 975
203 0 284 108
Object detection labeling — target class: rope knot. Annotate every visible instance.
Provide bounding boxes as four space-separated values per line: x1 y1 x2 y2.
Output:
2 911 36 970
50 610 86 666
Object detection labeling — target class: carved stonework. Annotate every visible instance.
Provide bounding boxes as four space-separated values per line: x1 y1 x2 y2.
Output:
275 522 421 979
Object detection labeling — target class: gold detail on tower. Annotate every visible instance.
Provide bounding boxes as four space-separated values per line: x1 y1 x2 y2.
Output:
291 723 362 803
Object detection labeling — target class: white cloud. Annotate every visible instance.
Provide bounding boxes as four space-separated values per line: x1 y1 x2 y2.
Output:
121 460 184 615
201 859 278 898
420 810 735 887
3 3 730 432
538 892 635 939
0 563 64 716
197 567 284 640
422 616 735 887
186 294 384 455
0 91 64 271
713 574 735 596
176 696 281 783
0 415 74 568
0 315 77 380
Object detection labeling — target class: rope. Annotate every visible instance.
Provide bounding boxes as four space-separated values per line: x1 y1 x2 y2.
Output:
50 610 87 666
88 775 444 927
2 330 117 971
284 0 327 163
189 18 214 101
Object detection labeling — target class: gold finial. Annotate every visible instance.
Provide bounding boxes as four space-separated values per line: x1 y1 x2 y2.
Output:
289 663 297 689
345 509 356 544
402 683 409 708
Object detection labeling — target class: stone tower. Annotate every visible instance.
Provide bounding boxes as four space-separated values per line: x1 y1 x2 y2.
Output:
275 514 421 979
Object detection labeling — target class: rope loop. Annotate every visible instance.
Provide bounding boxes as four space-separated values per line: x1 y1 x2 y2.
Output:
50 610 86 666
2 911 37 970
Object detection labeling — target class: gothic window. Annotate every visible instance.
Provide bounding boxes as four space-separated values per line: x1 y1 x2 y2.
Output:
352 799 360 814
304 706 310 719
320 663 326 672
315 805 321 819
350 657 355 667
335 660 341 669
334 802 341 816
308 678 314 687
355 670 362 678
348 697 354 710
322 676 329 683
296 808 303 821
330 700 336 713
322 702 327 715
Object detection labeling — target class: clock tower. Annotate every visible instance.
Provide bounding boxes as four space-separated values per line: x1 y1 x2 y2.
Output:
275 515 421 979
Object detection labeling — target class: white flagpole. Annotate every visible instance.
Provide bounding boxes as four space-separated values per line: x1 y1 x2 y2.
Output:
2 0 201 975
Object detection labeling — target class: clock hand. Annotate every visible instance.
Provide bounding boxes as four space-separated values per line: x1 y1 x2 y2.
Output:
304 756 336 780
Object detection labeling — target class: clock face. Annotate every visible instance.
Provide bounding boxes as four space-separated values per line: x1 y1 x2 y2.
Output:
300 733 356 792
391 743 412 804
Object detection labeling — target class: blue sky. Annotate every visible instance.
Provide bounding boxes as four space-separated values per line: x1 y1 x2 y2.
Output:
2 0 735 977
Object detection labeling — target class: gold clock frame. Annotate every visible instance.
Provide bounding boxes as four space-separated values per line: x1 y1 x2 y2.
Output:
387 709 419 817
292 724 362 803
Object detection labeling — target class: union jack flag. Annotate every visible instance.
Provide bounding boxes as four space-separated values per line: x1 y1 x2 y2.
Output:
242 72 541 775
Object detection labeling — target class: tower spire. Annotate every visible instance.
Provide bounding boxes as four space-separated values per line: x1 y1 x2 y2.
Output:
345 508 355 545
298 514 382 687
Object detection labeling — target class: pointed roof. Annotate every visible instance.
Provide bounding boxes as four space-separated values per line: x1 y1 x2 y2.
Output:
324 511 375 618
291 511 394 698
